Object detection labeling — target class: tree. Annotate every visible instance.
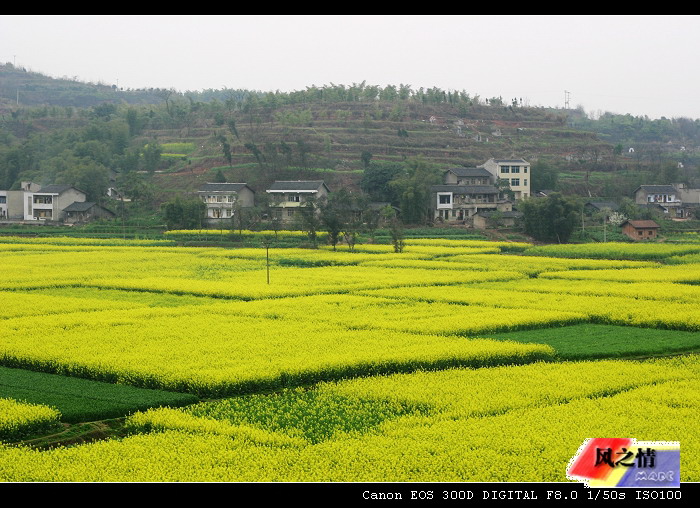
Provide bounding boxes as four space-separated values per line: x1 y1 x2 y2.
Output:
295 195 323 247
143 141 162 173
520 193 580 243
360 151 373 170
389 157 441 224
116 171 155 207
658 161 680 185
161 196 205 230
360 160 404 203
218 135 232 167
496 177 515 201
57 160 110 202
382 205 404 253
213 169 227 183
244 143 265 169
530 160 559 192
227 119 240 141
319 193 346 251
125 108 143 137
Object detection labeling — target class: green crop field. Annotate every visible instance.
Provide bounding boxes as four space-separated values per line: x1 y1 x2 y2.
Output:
0 366 198 424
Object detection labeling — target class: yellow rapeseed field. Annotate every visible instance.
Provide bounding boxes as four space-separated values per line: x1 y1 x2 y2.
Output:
0 237 697 482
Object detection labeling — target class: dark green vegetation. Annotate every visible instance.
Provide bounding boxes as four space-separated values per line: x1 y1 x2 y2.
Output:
491 324 700 360
18 418 128 450
186 390 427 444
0 366 198 424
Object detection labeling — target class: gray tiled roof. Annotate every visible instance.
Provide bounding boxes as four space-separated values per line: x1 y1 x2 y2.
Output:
431 185 499 194
637 185 677 194
445 167 492 178
198 183 252 192
267 181 328 192
476 210 523 218
623 220 660 229
62 201 96 212
585 201 620 210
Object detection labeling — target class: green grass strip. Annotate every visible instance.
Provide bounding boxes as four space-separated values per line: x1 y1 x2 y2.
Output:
0 366 198 423
489 323 700 360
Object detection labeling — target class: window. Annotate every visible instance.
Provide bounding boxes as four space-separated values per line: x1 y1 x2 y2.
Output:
227 195 236 203
438 194 451 204
511 178 520 186
524 179 528 186
501 166 510 173
288 194 301 202
524 166 528 173
287 209 295 217
33 195 52 204
511 166 520 173
638 231 643 236
0 196 6 204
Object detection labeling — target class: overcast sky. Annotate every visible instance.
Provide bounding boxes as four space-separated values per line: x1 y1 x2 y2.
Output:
2 15 699 120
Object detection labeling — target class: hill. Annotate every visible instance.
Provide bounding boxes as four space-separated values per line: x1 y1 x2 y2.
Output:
2 63 700 219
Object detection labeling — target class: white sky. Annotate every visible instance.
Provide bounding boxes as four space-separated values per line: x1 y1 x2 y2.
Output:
2 15 699 120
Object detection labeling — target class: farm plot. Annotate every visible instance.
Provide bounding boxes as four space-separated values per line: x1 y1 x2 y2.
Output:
0 238 697 482
0 355 696 482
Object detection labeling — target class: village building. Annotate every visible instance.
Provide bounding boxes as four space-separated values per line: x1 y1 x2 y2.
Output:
431 184 511 222
63 202 116 224
478 158 531 200
431 159 529 224
621 219 660 241
198 182 255 225
473 210 523 229
631 183 700 219
0 182 92 222
265 180 330 222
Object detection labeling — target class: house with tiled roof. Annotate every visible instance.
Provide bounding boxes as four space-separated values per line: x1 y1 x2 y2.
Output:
478 158 531 200
621 220 660 241
443 167 493 186
0 182 88 222
63 202 115 223
197 182 255 224
265 181 330 222
431 183 512 223
633 184 698 218
432 160 524 224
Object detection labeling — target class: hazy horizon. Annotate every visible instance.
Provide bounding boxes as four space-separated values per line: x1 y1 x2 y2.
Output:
3 15 700 120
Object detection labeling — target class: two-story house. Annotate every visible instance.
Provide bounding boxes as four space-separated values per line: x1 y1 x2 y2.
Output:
431 164 516 223
443 167 494 186
2 183 88 222
26 184 87 221
198 183 255 225
478 158 531 200
265 181 330 222
633 185 684 217
633 183 700 219
431 184 509 222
